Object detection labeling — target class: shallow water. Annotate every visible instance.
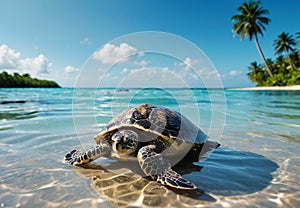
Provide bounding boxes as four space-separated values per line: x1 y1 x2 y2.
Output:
0 88 300 207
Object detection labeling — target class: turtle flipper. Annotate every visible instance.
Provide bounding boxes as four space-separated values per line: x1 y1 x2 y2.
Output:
64 142 111 166
156 167 197 189
64 149 85 165
137 145 197 190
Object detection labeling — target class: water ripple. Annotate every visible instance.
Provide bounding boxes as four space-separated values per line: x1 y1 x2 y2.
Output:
0 88 300 207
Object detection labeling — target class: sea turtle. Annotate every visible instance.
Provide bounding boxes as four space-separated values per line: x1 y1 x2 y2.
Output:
65 104 219 190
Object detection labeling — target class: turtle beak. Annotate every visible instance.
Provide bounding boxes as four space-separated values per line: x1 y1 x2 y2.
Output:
111 135 122 153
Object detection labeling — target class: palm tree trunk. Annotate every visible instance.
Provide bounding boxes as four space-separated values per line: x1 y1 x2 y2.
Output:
253 34 273 77
285 48 295 70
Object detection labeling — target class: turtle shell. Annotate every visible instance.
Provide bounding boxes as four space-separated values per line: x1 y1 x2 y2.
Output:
94 104 208 145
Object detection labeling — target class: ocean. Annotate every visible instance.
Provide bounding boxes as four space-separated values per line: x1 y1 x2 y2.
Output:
0 88 299 207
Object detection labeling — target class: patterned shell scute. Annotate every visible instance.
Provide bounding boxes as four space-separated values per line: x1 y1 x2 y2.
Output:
101 104 208 144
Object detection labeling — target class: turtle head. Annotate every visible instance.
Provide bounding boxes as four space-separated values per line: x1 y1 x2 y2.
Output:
112 130 138 155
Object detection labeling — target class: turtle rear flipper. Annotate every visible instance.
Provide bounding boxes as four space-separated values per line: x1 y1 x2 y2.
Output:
137 145 197 190
64 142 111 166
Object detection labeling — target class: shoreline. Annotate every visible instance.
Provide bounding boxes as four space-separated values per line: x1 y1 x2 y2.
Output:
229 85 300 91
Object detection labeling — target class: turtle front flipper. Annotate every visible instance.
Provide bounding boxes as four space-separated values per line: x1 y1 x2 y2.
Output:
137 145 197 190
156 168 197 190
64 142 111 166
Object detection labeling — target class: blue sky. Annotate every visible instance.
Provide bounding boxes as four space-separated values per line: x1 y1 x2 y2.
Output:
0 0 299 88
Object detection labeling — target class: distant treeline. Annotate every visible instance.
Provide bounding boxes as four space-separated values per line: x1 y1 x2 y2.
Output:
0 71 60 88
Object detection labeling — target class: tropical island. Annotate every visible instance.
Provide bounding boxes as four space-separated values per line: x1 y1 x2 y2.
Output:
0 71 60 88
231 1 300 87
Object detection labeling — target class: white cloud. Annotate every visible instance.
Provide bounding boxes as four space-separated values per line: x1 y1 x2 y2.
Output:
229 70 243 76
162 66 169 72
80 37 92 46
0 44 21 69
0 44 52 75
178 57 200 71
121 67 129 74
92 43 138 64
138 51 144 57
221 70 244 79
133 60 149 67
64 65 80 74
114 67 190 88
19 54 51 74
184 57 192 68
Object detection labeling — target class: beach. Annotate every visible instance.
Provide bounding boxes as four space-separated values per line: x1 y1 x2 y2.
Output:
230 85 300 91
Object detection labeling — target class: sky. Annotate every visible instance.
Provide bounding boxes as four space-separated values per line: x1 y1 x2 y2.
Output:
0 0 299 88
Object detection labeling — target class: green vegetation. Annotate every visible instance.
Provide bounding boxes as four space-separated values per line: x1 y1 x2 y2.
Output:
232 0 300 86
0 71 61 88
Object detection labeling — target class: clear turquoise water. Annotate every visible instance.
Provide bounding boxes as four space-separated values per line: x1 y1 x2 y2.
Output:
0 88 300 207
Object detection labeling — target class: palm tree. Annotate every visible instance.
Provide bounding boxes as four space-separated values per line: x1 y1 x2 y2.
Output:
247 61 266 85
273 32 296 70
296 32 300 46
275 55 288 73
289 49 300 68
232 0 273 77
